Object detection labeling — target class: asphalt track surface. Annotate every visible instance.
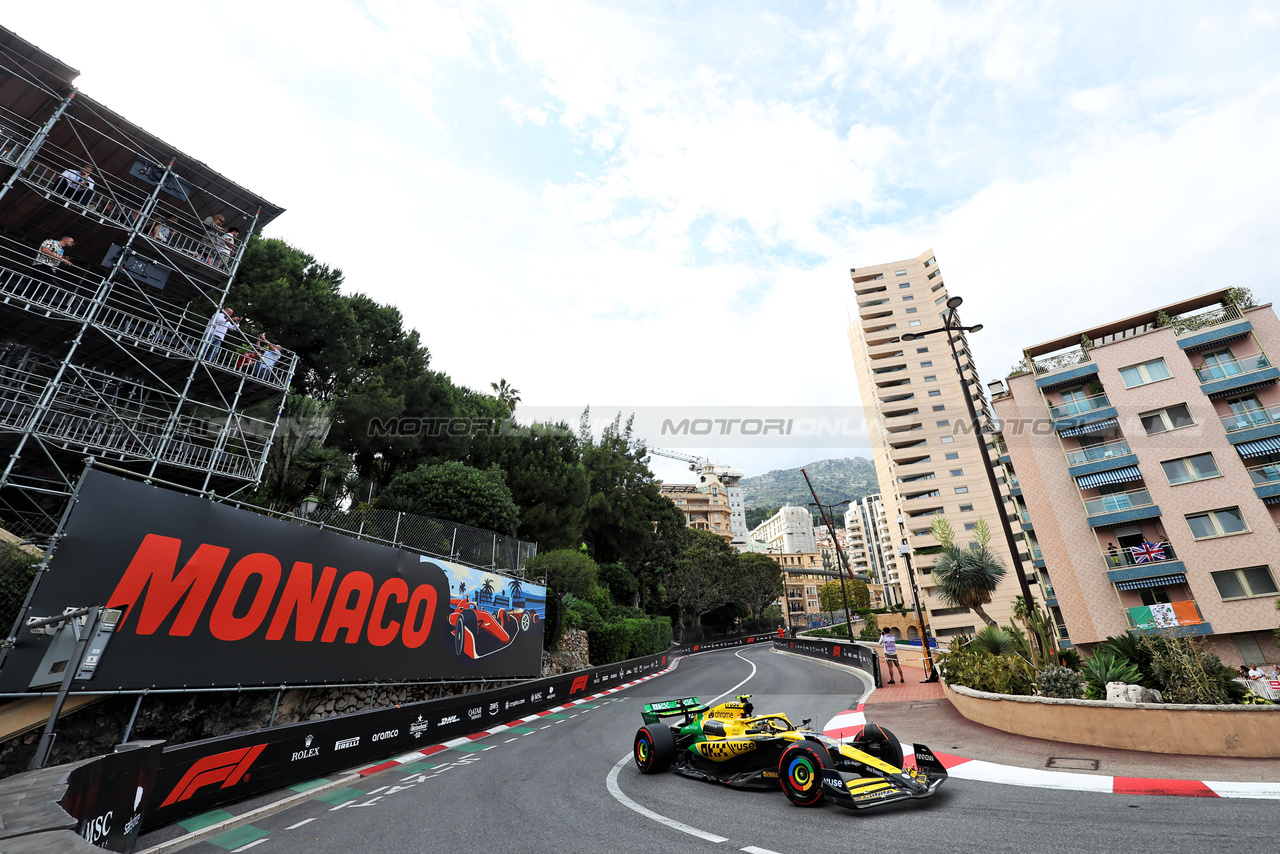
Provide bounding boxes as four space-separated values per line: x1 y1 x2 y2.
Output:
157 646 1278 854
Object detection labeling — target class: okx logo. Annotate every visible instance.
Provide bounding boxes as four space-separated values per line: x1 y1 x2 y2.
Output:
160 744 267 807
569 675 589 695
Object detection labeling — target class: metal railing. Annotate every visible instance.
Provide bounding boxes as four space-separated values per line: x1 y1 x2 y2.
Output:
1194 353 1272 383
1222 405 1280 433
1029 545 1042 560
1084 488 1154 516
1048 392 1111 420
1247 463 1280 485
1104 541 1178 568
1032 347 1090 375
1019 511 1032 524
1171 302 1243 336
1065 438 1132 466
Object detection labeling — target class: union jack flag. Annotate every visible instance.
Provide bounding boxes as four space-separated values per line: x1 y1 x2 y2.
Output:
1130 541 1167 563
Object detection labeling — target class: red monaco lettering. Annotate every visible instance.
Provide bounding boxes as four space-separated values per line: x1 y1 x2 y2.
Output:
265 563 337 641
208 553 282 641
321 571 375 643
367 578 408 646
401 584 437 648
107 535 229 635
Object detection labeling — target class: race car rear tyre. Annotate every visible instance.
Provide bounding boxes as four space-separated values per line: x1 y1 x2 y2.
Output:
854 722 904 770
634 725 675 774
779 742 828 807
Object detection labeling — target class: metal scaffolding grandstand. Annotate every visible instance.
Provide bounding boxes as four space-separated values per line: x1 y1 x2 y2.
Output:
0 27 294 540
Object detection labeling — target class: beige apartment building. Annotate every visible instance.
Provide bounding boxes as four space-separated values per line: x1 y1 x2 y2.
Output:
843 494 904 607
765 551 828 627
990 290 1280 667
659 483 734 542
847 249 1028 641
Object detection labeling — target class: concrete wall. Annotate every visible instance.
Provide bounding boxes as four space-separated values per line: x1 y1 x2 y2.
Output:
944 683 1280 757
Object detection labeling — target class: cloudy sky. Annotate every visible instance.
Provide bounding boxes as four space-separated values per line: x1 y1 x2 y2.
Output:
10 1 1279 485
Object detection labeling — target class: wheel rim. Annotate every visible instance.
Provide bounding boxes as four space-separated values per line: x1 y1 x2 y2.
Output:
785 754 818 794
635 734 651 767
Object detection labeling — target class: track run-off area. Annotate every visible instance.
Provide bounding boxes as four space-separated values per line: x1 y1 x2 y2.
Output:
143 645 1279 854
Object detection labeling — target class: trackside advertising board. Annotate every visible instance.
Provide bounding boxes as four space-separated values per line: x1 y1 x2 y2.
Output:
0 471 546 692
143 651 672 829
678 633 777 654
776 637 882 687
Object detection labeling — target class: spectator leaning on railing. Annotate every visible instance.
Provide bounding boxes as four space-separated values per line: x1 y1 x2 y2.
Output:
34 236 74 271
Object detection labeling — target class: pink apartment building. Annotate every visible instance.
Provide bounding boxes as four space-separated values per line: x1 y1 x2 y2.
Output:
990 289 1280 668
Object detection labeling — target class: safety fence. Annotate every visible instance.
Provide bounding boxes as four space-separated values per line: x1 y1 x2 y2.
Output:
774 637 882 688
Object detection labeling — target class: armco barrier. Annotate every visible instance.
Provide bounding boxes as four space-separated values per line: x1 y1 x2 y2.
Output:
678 632 778 654
142 650 672 830
775 637 881 687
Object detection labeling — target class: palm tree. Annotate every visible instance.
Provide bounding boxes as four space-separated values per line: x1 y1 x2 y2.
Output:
929 516 1007 627
480 577 496 606
490 379 521 415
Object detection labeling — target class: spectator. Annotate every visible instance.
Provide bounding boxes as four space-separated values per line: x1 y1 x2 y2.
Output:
880 627 905 685
1238 664 1252 678
149 215 180 244
202 307 240 361
1247 663 1264 679
34 236 74 271
200 214 226 262
254 339 282 382
55 164 94 205
216 226 240 269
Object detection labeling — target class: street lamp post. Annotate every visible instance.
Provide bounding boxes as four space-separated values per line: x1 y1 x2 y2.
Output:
895 518 938 682
801 468 865 641
900 296 1037 611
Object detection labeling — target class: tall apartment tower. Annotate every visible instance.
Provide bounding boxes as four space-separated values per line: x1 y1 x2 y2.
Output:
0 28 290 538
750 505 819 554
847 249 1027 641
991 290 1280 667
844 494 904 607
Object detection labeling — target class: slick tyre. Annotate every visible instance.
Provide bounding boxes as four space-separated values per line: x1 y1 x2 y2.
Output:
779 742 829 807
855 722 904 770
633 725 676 774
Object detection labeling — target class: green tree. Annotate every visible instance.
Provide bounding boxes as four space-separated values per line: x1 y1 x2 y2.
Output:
629 496 691 609
579 411 663 566
929 516 1007 627
489 379 521 415
734 553 785 623
744 505 780 530
524 549 599 599
818 577 870 613
380 460 518 536
663 530 736 636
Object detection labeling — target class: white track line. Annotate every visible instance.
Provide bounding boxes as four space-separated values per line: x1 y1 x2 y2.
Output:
606 756 728 843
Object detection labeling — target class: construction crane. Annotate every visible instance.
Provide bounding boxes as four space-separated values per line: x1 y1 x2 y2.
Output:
648 446 709 471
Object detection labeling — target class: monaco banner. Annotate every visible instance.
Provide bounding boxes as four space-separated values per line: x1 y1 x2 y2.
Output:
0 471 546 692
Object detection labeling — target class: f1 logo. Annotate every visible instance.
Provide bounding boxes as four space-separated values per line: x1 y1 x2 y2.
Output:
569 675 589 695
159 744 267 807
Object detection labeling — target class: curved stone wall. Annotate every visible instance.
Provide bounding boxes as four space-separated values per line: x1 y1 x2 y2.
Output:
944 683 1280 758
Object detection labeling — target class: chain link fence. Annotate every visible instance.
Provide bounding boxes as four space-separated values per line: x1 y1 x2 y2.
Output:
0 535 41 642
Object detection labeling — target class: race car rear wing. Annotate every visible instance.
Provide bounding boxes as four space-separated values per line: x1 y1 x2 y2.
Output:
641 697 704 724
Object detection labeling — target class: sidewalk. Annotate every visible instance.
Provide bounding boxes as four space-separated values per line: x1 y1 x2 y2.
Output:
862 654 1280 784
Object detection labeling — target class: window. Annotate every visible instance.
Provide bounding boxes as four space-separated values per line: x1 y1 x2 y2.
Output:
940 435 954 442
932 405 945 412
906 308 918 314
959 503 973 512
1120 358 1172 388
916 347 929 353
929 390 942 397
910 528 932 536
902 295 914 301
899 282 911 289
920 360 932 367
955 486 969 494
1161 453 1221 485
950 469 963 476
1211 566 1279 600
896 270 908 276
946 452 959 460
936 420 949 427
909 320 922 327
924 257 936 267
936 296 947 305
1141 404 1194 434
963 523 977 531
1186 507 1248 539
924 375 936 381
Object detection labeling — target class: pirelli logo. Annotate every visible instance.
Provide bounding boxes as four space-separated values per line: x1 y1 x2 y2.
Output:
695 740 758 760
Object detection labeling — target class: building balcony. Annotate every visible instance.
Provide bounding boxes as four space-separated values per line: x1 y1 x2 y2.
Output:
1221 404 1280 445
0 125 32 166
1084 488 1162 528
1173 303 1247 346
1018 511 1034 531
1065 439 1139 478
1048 392 1117 432
1248 463 1280 501
1103 542 1189 584
1032 357 1099 390
1195 353 1279 397
1125 601 1212 637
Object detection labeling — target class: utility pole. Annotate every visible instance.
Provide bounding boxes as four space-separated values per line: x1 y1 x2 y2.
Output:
800 469 858 642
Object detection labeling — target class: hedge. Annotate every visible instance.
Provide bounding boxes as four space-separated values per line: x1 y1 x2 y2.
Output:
588 616 673 666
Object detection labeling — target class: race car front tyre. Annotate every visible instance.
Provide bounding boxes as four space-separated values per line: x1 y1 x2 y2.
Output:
634 725 675 774
854 722 904 770
779 742 829 807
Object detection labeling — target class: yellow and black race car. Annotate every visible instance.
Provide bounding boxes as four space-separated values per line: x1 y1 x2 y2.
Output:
632 695 947 810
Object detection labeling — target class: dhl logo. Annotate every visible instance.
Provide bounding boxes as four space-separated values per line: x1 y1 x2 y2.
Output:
695 740 758 760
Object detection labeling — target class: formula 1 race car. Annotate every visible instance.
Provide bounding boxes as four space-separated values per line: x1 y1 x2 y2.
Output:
632 695 947 811
448 597 537 660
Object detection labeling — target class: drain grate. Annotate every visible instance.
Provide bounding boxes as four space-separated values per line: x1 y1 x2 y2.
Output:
909 702 940 709
1047 757 1099 771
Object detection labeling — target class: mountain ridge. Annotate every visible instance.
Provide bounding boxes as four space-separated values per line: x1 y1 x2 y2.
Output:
740 457 880 518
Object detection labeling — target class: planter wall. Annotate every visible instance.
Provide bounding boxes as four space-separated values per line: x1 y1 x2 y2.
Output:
944 683 1280 758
